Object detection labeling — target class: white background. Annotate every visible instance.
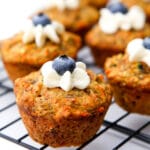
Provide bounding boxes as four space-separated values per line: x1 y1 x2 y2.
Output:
0 0 53 40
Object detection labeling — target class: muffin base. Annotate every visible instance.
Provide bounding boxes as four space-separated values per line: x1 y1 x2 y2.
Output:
90 47 122 68
18 105 109 147
112 84 150 115
3 62 40 82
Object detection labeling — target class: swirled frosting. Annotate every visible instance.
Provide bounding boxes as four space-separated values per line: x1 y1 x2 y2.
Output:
41 61 90 91
99 6 146 34
46 0 79 10
127 38 150 66
23 20 65 47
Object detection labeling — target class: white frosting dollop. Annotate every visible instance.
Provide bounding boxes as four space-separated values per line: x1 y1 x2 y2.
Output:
127 38 150 66
46 0 79 10
23 20 65 47
99 6 146 34
41 61 90 91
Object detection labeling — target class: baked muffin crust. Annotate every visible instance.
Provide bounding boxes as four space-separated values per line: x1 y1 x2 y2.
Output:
105 54 150 115
86 24 150 53
105 54 150 91
42 6 99 34
14 70 112 147
1 32 81 66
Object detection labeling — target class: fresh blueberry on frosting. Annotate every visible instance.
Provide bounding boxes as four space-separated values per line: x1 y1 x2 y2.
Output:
143 37 150 49
52 55 76 75
127 38 150 67
32 13 51 27
107 2 128 14
99 4 146 34
41 56 90 91
22 15 65 47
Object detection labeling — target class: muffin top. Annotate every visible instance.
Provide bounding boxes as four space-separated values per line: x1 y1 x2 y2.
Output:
42 5 99 33
85 24 150 52
121 0 150 18
15 60 112 119
1 14 81 66
1 32 81 66
85 2 150 52
105 38 150 91
80 0 108 9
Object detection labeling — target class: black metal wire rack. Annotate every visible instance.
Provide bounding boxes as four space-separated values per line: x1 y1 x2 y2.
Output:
0 47 150 150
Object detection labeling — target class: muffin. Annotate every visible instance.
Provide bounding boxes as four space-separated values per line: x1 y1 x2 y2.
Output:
38 0 99 36
14 55 112 147
85 2 150 67
105 37 150 115
121 0 150 21
80 0 108 9
1 14 81 82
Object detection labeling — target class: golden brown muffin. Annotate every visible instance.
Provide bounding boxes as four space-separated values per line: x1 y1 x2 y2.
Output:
105 54 150 115
80 0 108 9
85 1 150 67
85 24 150 67
121 0 150 21
1 32 81 82
14 68 112 147
40 6 99 37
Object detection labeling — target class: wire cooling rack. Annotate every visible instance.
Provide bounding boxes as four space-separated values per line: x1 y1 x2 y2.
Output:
0 47 150 150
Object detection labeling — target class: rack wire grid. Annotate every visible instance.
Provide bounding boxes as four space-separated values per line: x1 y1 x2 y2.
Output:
0 47 150 150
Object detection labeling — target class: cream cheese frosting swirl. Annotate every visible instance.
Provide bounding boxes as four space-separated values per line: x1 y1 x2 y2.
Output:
99 5 146 34
41 56 90 91
23 15 65 47
127 38 150 66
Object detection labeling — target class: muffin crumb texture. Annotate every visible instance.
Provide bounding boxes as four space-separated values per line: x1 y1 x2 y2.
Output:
1 31 81 81
105 54 150 115
42 6 99 35
14 71 112 147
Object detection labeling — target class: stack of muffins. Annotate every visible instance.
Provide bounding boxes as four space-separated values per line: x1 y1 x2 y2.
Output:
1 0 150 148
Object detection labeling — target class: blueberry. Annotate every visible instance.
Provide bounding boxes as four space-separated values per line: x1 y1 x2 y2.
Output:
32 13 51 27
107 2 128 14
143 37 150 49
52 55 76 75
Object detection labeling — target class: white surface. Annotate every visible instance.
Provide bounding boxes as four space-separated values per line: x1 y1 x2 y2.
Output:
21 136 44 149
0 92 15 110
105 103 127 122
0 137 26 150
1 120 28 140
0 105 20 129
0 0 55 40
118 114 150 130
120 138 150 150
83 129 128 150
